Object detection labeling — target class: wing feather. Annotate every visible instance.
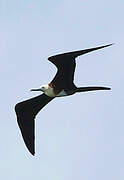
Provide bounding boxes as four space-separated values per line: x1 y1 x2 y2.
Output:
48 44 113 90
15 93 54 155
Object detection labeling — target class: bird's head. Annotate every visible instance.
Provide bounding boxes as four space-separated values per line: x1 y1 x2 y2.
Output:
30 84 48 93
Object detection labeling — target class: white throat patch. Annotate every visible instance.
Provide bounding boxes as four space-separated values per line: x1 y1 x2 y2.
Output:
43 85 67 97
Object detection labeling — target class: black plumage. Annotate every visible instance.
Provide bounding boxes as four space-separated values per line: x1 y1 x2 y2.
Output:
15 44 112 155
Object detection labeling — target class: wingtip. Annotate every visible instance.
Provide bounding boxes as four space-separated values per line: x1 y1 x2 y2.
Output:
28 147 35 156
100 43 114 49
106 43 115 47
31 152 35 156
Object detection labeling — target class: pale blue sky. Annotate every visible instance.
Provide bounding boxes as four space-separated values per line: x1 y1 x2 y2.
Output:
0 0 124 179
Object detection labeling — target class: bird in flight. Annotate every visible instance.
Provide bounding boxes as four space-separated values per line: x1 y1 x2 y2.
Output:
15 44 112 156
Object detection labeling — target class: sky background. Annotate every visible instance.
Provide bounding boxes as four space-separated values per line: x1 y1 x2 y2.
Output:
0 0 124 179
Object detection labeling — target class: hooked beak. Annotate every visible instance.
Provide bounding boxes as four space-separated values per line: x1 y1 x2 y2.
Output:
30 88 42 92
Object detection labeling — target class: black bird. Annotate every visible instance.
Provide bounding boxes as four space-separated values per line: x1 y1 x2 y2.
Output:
15 44 112 155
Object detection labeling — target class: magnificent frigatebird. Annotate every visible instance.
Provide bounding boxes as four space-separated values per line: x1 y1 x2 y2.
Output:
15 44 112 155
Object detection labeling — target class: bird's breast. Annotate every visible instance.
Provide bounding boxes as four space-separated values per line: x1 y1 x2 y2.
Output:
44 86 56 97
56 90 68 97
45 85 68 97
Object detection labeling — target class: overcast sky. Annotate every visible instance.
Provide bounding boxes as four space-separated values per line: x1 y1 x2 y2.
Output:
0 0 124 179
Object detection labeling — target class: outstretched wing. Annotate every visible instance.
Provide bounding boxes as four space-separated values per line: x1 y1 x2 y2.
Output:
48 44 113 90
49 54 76 91
15 93 54 156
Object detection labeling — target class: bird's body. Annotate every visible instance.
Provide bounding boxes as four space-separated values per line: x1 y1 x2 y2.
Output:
37 84 68 97
15 44 113 155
